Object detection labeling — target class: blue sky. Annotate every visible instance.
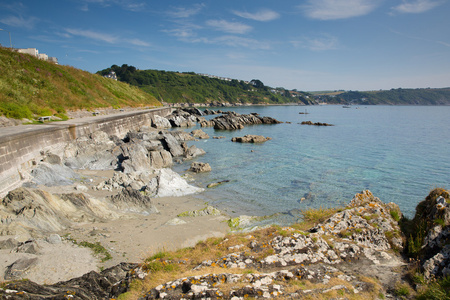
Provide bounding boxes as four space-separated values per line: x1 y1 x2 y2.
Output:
0 0 449 91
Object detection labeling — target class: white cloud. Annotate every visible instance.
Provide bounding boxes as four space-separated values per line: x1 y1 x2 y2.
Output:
65 28 119 43
0 15 39 29
206 19 252 34
391 0 444 14
300 0 380 20
65 28 150 47
232 9 280 21
79 0 146 12
212 35 270 49
168 4 205 18
291 34 339 51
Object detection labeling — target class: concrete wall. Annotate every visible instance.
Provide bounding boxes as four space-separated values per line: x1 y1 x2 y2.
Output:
0 107 172 197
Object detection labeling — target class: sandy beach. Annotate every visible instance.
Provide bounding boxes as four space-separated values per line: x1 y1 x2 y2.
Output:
0 167 230 284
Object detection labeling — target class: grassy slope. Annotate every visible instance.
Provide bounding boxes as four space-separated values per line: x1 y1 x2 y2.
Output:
97 65 313 105
0 47 161 119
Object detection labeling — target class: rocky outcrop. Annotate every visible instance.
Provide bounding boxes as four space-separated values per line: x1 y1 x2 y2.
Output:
108 187 158 214
189 162 211 173
408 188 450 279
191 129 209 139
301 121 334 126
231 135 272 143
212 112 281 130
140 190 407 299
0 263 143 299
189 162 212 173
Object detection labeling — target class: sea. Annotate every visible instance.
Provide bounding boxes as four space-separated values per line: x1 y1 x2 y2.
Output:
172 105 450 225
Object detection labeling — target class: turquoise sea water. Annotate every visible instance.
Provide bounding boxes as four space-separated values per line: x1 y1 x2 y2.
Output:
174 105 450 224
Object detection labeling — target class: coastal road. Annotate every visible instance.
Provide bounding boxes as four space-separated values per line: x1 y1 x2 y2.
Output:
0 107 168 142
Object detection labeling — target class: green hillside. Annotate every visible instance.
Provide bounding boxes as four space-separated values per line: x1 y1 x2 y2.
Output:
97 64 313 105
316 88 450 105
0 47 161 120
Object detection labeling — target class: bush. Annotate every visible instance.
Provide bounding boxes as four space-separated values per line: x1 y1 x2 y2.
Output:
0 103 33 119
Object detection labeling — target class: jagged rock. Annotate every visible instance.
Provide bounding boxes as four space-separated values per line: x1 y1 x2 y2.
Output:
189 162 211 173
211 113 281 130
231 135 272 143
30 162 81 186
203 109 218 115
108 187 158 214
0 238 18 249
155 169 204 197
63 131 118 169
152 114 172 129
5 257 38 280
170 130 196 142
191 129 210 139
178 206 221 217
14 239 40 254
410 188 450 279
162 133 184 157
120 143 151 173
301 121 334 126
149 150 173 169
0 263 141 299
43 153 62 165
184 145 206 160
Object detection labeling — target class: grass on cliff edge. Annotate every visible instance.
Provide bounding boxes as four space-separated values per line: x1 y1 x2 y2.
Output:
0 47 161 120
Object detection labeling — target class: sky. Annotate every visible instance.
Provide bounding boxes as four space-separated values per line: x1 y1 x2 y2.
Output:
0 0 449 91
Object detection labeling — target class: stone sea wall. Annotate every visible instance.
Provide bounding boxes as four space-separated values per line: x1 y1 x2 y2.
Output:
0 108 173 197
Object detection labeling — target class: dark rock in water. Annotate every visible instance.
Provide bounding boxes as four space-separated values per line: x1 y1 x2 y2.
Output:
212 113 281 130
0 262 141 299
191 129 209 139
203 109 218 115
189 162 211 173
181 107 204 116
184 145 206 160
231 135 271 143
5 257 38 280
207 180 230 188
301 121 334 126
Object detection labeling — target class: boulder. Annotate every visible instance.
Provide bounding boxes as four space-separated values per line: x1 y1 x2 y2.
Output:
155 169 204 197
0 263 141 299
120 143 151 173
152 115 172 129
189 162 212 173
301 121 334 126
231 135 272 143
4 257 39 280
184 145 206 160
211 113 281 130
31 163 81 186
149 150 173 169
191 129 210 139
162 133 184 157
109 187 158 214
